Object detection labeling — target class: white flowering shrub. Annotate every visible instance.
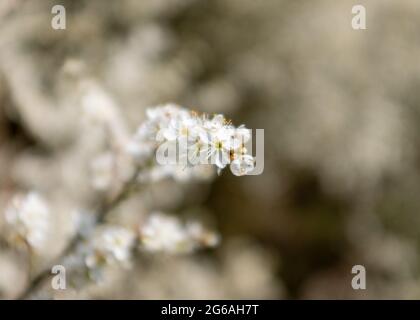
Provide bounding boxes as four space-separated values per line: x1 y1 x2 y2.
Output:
1 102 250 298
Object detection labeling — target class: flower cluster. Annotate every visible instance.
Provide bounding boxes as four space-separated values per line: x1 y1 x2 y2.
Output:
128 104 255 177
4 192 49 249
139 212 220 254
66 213 219 282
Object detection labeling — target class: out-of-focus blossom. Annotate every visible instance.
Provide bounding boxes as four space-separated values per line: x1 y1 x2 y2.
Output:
4 192 49 249
85 225 135 269
139 212 219 254
90 153 115 191
80 82 129 147
125 139 155 165
90 152 135 191
80 83 119 126
186 221 220 248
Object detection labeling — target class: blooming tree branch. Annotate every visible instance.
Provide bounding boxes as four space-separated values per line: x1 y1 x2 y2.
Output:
2 102 254 299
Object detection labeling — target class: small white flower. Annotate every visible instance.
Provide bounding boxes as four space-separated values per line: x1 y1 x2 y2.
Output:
230 154 255 176
4 192 49 249
146 104 187 123
186 139 208 166
230 126 251 151
163 116 199 142
203 114 225 132
206 127 232 169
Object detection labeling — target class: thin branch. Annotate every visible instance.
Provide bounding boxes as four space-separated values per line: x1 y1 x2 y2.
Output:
17 168 141 300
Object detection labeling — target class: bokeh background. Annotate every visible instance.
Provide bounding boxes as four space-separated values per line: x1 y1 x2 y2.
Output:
1 0 420 299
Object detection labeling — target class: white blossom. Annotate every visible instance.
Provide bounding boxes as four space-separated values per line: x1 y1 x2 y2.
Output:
139 212 219 254
127 104 255 177
205 126 233 169
230 154 255 176
85 225 135 269
4 192 49 249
